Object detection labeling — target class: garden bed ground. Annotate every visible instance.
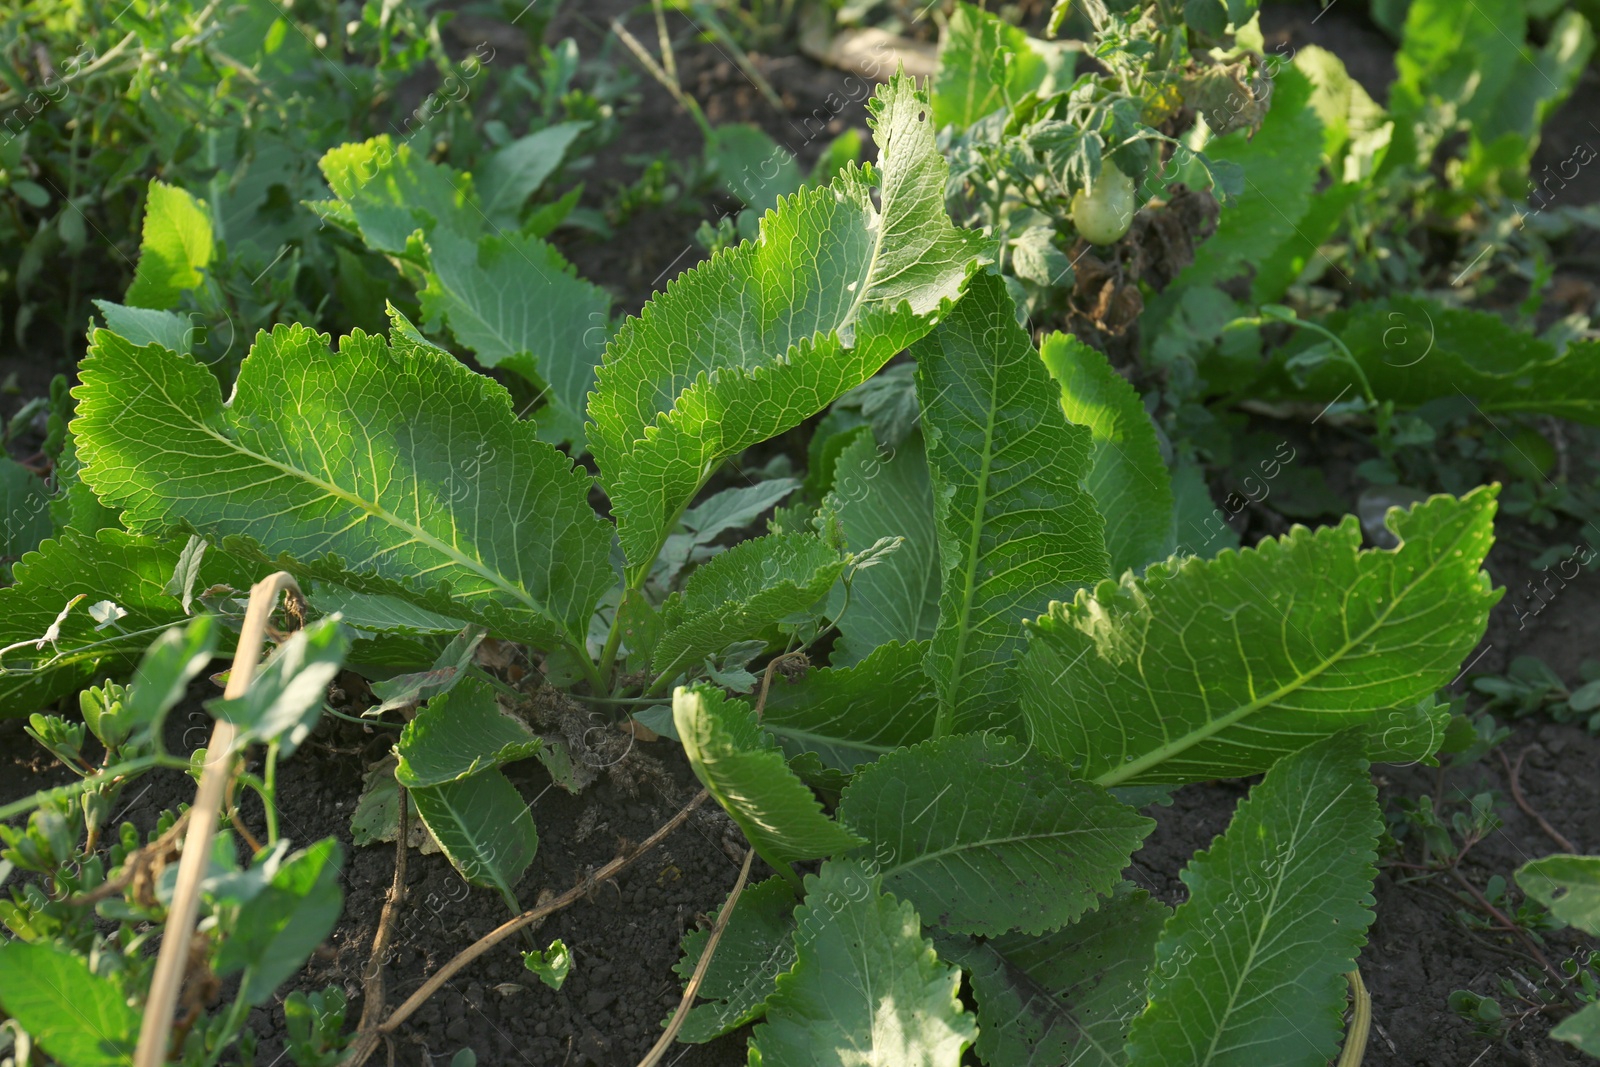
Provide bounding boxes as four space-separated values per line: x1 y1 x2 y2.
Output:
7 517 1593 1067
3 1 1599 1064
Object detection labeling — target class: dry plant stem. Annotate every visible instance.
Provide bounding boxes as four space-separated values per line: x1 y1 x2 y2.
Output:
344 789 711 1067
650 0 677 82
753 651 803 719
637 847 756 1067
223 774 263 854
357 786 410 1034
1337 969 1371 1067
133 571 301 1067
1448 868 1576 1002
1500 747 1578 853
611 19 711 139
69 810 190 907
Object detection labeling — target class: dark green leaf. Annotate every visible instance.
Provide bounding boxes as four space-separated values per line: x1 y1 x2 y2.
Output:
673 685 865 870
838 735 1151 935
914 271 1108 732
673 876 798 1041
750 860 976 1065
1124 732 1381 1067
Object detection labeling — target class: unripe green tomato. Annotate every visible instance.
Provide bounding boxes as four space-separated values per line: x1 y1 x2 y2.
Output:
1070 163 1135 245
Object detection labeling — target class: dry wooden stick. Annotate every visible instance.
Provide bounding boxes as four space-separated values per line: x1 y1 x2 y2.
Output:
344 789 710 1067
1500 747 1578 853
357 785 410 1034
637 847 756 1067
134 572 300 1067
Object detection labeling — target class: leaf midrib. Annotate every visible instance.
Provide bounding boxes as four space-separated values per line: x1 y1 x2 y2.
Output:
1093 515 1478 787
417 782 525 897
936 349 1004 729
177 414 563 636
1200 780 1354 1065
762 723 903 757
880 825 1102 881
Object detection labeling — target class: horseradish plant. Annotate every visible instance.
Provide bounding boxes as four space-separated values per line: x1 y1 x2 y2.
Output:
3 74 1502 1064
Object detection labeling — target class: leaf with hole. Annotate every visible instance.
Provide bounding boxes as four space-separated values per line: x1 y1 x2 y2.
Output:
1020 488 1500 786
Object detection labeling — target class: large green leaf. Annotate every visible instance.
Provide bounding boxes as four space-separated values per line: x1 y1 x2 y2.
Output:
410 772 537 911
316 137 472 255
1481 10 1593 146
1261 296 1600 424
215 838 345 1005
759 640 939 771
420 228 610 443
750 860 976 1067
0 530 249 717
1020 488 1500 786
394 676 541 788
940 887 1169 1067
1391 0 1520 131
73 325 613 655
824 430 940 665
1039 333 1173 576
476 122 587 224
319 137 608 445
913 270 1108 733
838 735 1151 935
0 940 140 1066
672 876 798 1042
933 3 1054 131
0 457 54 566
673 686 865 871
1553 1003 1600 1056
588 73 985 571
1124 731 1381 1067
125 180 214 310
654 534 845 680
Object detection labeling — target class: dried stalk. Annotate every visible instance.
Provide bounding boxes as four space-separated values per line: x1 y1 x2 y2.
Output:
1500 747 1578 853
636 846 756 1067
357 785 410 1033
344 789 710 1067
133 572 300 1067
